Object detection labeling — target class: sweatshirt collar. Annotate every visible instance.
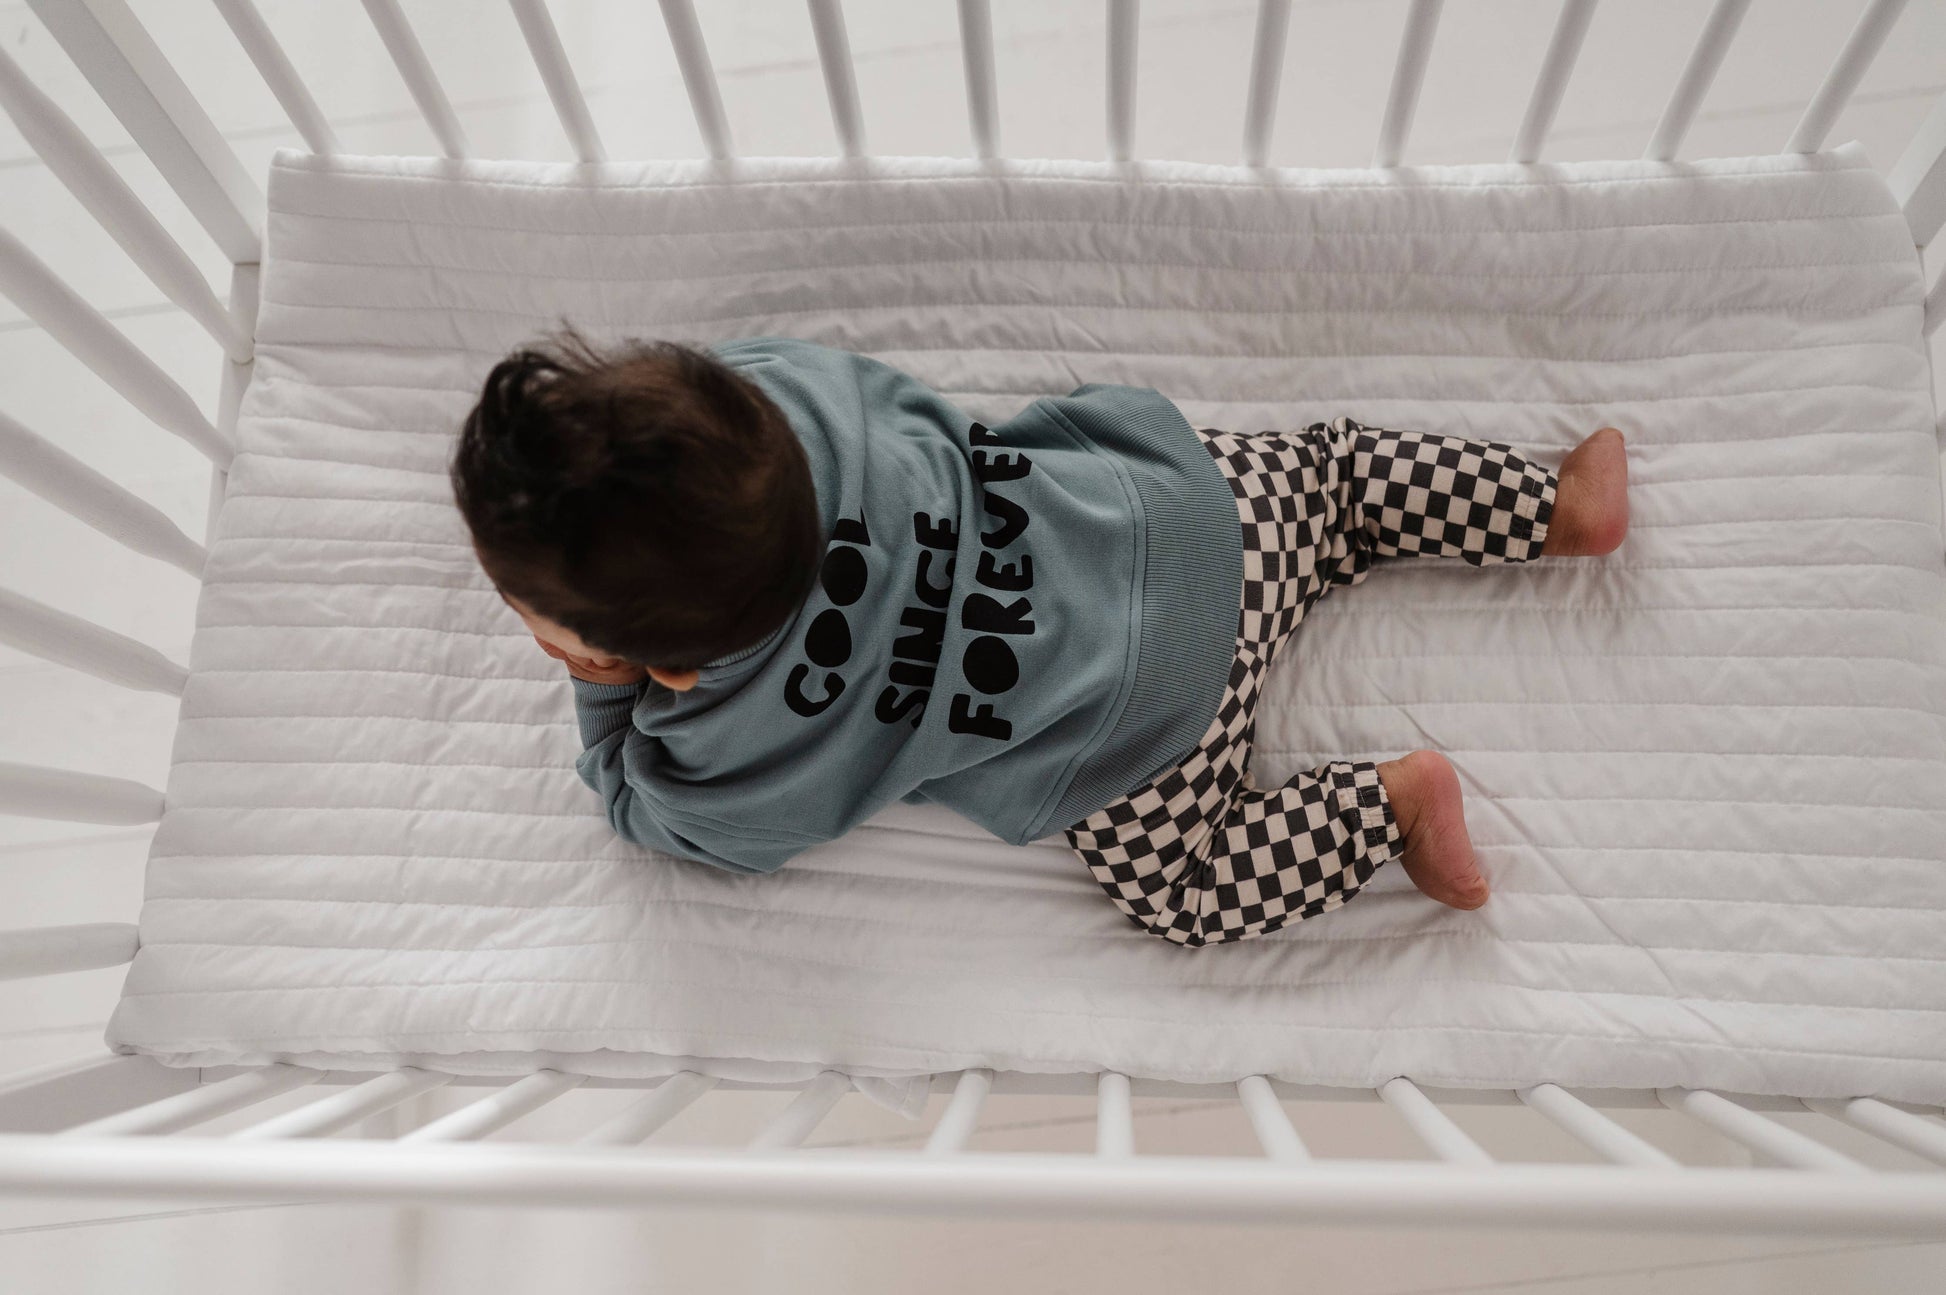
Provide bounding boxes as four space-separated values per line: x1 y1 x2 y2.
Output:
700 619 787 671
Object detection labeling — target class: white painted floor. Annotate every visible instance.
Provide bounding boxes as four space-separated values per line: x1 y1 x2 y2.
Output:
2 0 1945 1290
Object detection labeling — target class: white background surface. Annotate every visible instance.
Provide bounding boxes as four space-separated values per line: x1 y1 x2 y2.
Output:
2 1 1944 1291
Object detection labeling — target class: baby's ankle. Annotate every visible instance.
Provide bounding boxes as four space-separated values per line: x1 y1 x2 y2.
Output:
1374 753 1426 839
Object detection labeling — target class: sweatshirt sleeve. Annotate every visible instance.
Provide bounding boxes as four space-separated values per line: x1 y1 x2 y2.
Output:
569 677 809 876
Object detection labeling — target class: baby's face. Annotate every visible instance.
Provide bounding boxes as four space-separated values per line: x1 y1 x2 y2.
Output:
498 591 624 666
496 587 701 692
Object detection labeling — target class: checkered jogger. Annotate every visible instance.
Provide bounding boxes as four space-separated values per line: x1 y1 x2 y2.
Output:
1061 416 1558 948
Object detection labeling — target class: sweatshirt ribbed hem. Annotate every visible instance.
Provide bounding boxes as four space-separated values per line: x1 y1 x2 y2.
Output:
1020 387 1244 843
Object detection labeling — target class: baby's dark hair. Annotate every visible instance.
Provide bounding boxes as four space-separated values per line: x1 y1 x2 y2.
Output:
450 324 824 672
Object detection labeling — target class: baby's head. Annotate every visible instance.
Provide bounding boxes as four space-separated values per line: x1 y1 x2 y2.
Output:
450 324 824 680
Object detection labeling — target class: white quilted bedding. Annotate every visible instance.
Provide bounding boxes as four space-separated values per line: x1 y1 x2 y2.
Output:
106 144 1946 1119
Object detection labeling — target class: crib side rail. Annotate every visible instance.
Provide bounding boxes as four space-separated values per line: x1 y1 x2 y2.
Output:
0 262 258 838
11 0 1929 212
0 2 274 823
0 9 249 751
0 1058 1943 1235
2 1 1944 1231
4 1139 1946 1238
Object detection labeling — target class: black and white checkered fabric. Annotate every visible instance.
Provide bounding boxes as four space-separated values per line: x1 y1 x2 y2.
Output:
1062 417 1558 948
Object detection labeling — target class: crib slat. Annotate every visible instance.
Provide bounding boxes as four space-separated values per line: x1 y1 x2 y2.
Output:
1642 0 1751 161
0 760 163 825
211 0 340 155
747 1071 851 1150
358 0 470 159
232 1069 454 1141
924 1068 992 1155
508 0 605 163
26 0 261 263
1240 0 1293 168
807 0 866 159
0 586 187 695
1106 0 1138 163
1657 1088 1868 1172
0 227 229 466
1785 0 1910 154
577 1071 717 1146
1373 0 1443 168
1802 1098 1946 1169
61 1065 326 1138
1509 0 1599 164
1377 1078 1494 1164
658 0 733 161
0 923 138 982
399 1070 587 1143
1890 88 1946 249
1235 1075 1310 1162
1096 1071 1134 1158
1518 1084 1678 1168
955 0 999 160
0 47 249 360
0 409 205 577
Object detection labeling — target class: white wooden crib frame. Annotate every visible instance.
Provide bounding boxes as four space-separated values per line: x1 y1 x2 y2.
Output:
2 0 1945 1238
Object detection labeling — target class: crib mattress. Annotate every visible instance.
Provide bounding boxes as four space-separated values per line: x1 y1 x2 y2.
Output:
106 143 1946 1118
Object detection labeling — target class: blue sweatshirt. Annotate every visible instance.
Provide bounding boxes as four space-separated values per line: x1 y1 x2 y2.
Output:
570 336 1244 873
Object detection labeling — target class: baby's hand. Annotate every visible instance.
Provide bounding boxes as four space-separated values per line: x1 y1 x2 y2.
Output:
565 657 651 685
533 634 649 686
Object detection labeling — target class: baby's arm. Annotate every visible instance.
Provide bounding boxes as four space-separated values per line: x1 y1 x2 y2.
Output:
568 672 816 875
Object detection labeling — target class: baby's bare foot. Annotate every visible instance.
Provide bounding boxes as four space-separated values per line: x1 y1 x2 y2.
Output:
1375 750 1487 911
1541 427 1629 557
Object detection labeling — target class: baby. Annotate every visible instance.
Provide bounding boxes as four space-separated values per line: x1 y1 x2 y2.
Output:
451 327 1628 948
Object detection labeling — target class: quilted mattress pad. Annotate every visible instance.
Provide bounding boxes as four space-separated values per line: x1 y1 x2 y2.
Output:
106 143 1946 1118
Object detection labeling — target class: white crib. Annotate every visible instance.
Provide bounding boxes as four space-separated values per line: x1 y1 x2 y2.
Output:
2 0 1945 1242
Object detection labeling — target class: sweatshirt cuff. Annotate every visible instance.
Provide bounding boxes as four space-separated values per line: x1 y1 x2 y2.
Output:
571 676 643 747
